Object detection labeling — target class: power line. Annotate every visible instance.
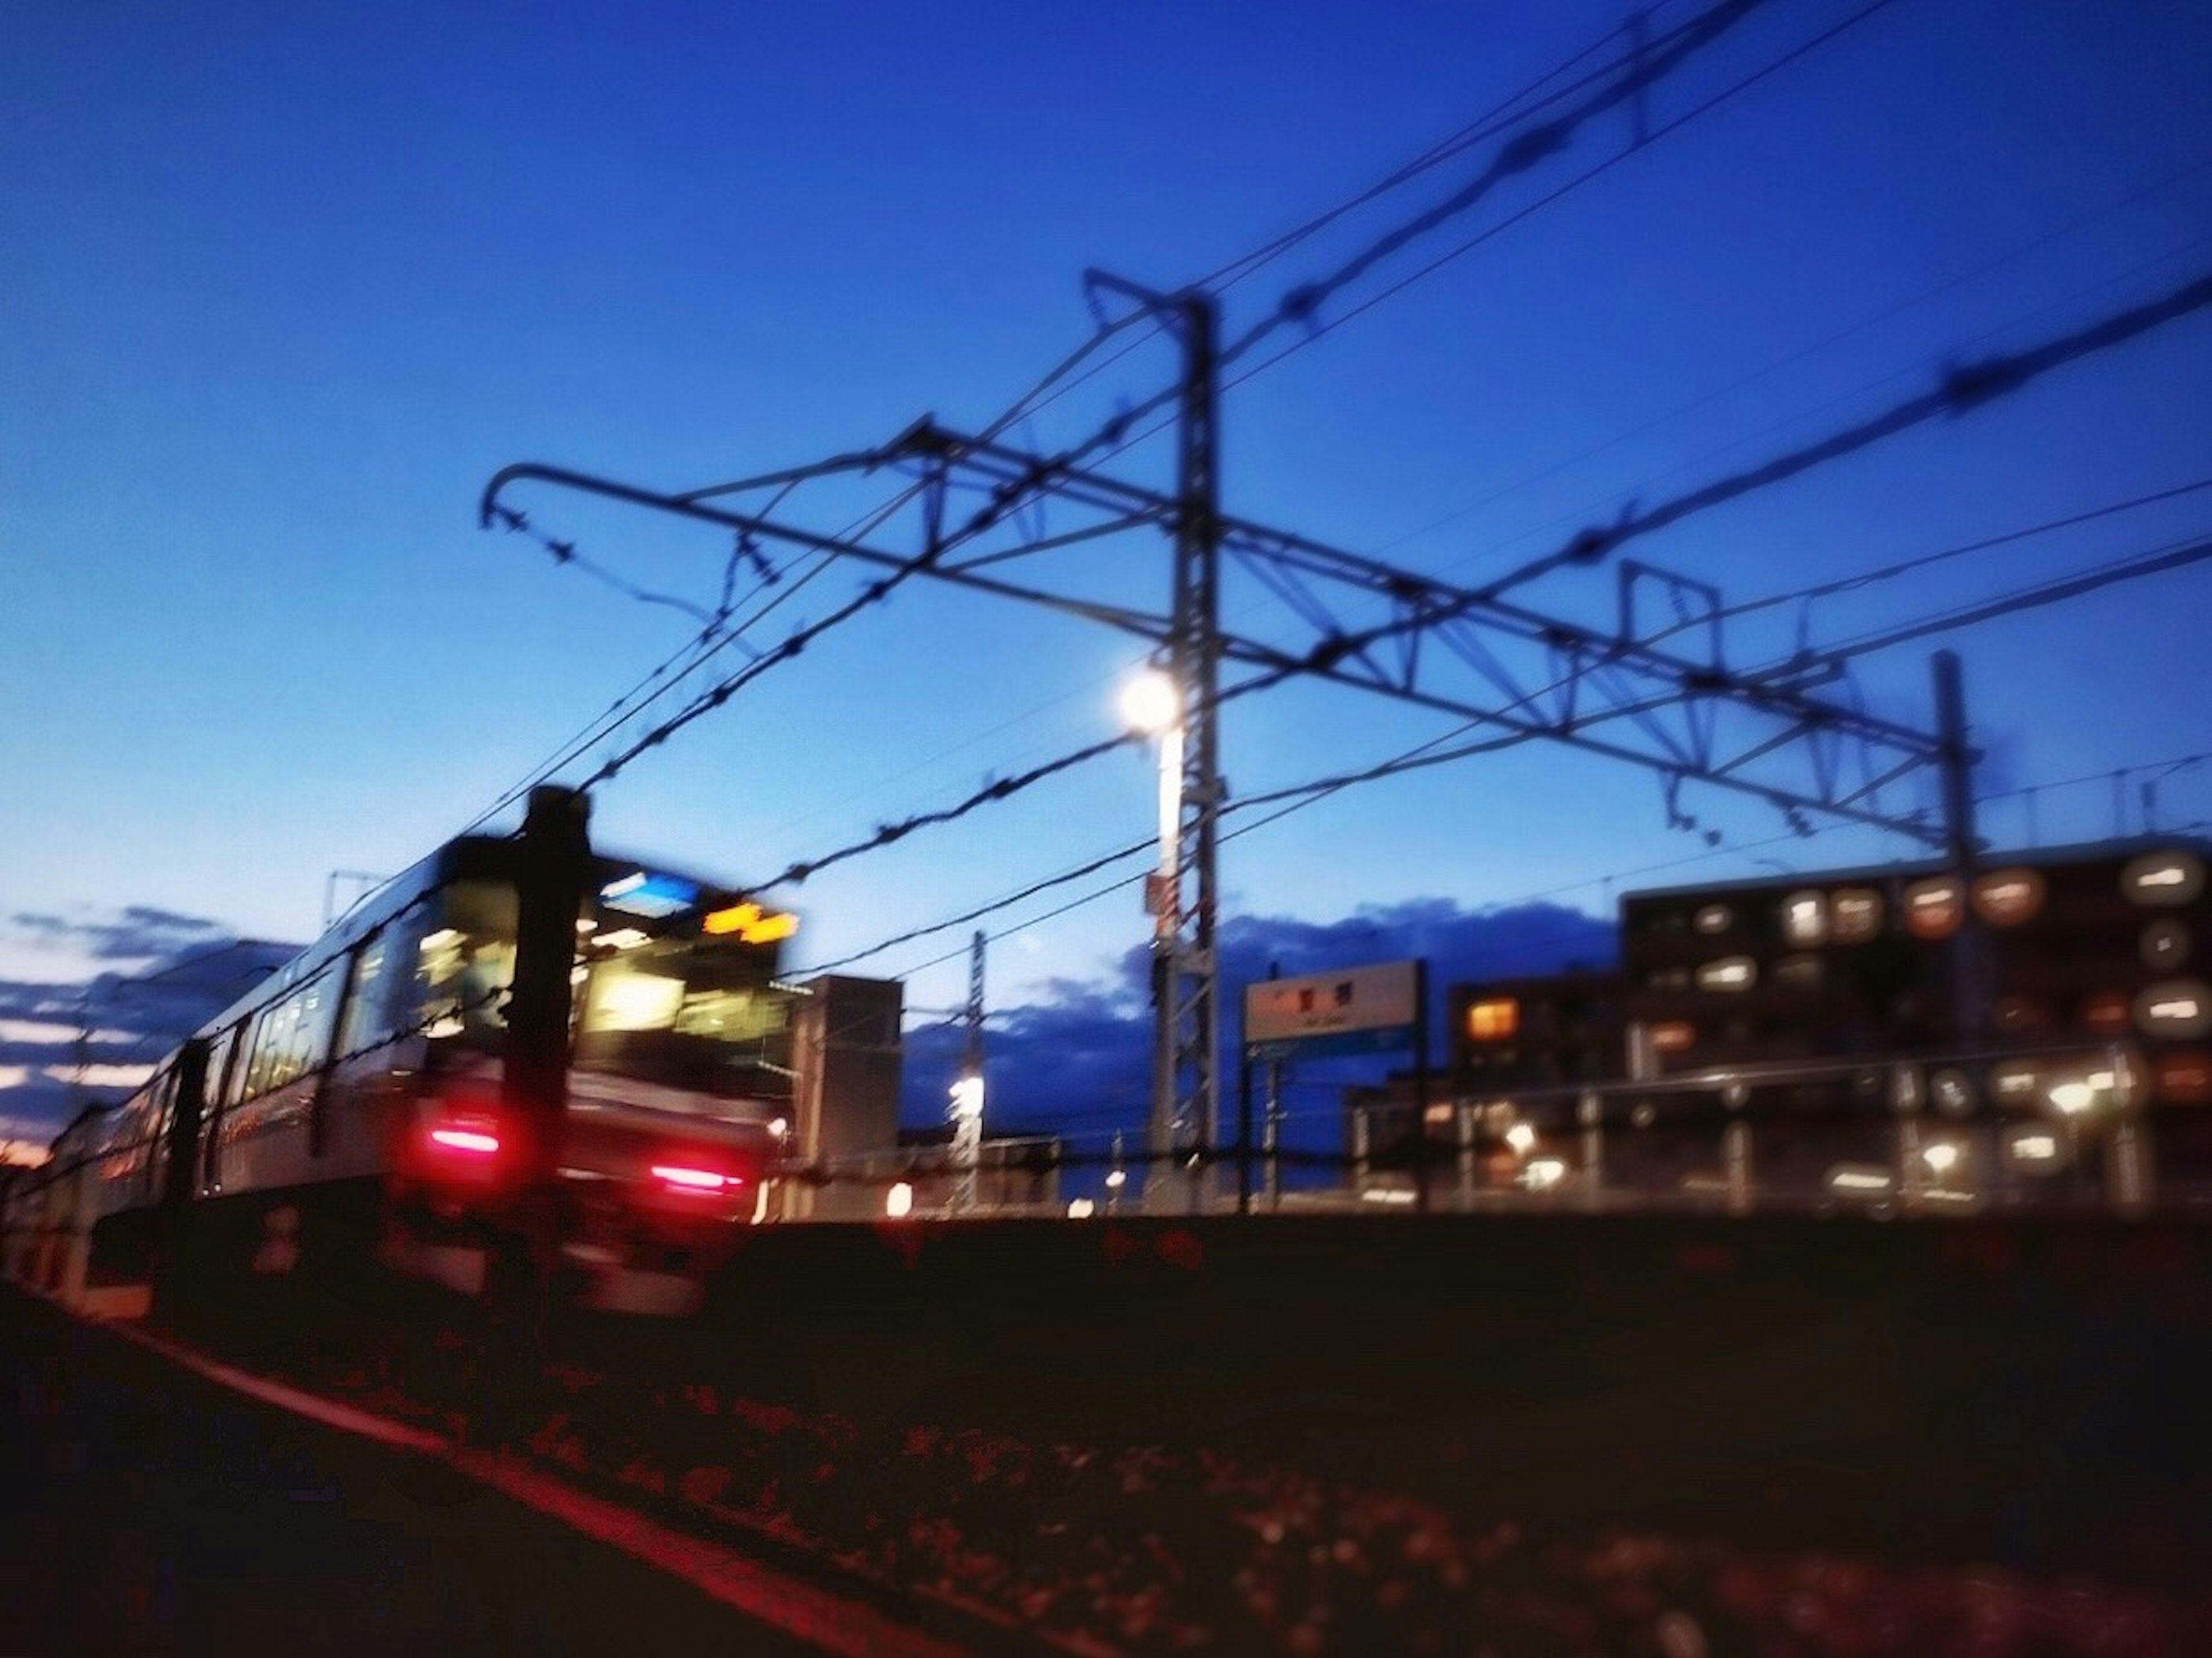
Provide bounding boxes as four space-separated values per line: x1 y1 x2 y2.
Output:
1193 2 1686 295
1810 529 2212 660
1422 234 2212 588
1217 0 1902 393
1647 474 2212 648
1370 153 2212 558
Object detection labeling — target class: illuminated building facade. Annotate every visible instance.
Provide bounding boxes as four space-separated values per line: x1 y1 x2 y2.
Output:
1426 837 2212 1211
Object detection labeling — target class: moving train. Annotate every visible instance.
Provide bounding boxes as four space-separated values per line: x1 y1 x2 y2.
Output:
2 788 797 1319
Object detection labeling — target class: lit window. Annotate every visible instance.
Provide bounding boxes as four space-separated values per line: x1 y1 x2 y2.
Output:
2154 1050 2212 1105
1830 888 1883 944
1695 956 1758 993
1988 1059 2042 1104
1693 904 1733 936
1971 868 2046 928
2082 991 2133 1035
1465 998 1518 1042
1902 877 1964 941
2136 981 2212 1038
1781 891 1827 947
2122 850 2206 907
1930 1068 1974 1118
585 971 685 1033
2141 920 2192 971
1648 1021 1696 1053
1775 953 1823 990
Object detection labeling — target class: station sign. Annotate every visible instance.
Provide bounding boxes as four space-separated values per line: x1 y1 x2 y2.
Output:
1244 960 1420 1061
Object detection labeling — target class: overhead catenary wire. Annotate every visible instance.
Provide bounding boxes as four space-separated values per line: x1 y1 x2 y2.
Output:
783 502 2212 977
472 2 2206 1013
825 727 2212 992
1370 152 2212 558
472 0 2025 849
1079 0 1899 471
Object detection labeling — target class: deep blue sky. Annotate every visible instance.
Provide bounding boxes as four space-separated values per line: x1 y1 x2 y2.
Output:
6 0 2211 1147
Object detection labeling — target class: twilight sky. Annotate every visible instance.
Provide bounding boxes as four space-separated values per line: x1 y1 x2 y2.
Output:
6 0 2211 1150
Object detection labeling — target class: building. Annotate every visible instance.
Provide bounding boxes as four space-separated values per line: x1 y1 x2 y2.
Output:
1412 835 2212 1211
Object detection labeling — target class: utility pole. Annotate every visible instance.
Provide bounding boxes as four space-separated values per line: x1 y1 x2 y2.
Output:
1088 271 1225 1212
1933 650 1989 1044
507 785 592 1199
950 930 986 1213
484 783 592 1439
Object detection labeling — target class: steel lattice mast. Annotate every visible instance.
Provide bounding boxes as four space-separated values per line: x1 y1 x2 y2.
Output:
482 383 1980 1199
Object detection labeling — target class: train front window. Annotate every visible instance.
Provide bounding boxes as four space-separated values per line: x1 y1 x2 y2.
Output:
412 866 794 1101
573 931 791 1100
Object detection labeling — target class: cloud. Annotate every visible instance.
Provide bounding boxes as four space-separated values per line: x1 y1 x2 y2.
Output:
0 925 298 1149
7 904 228 963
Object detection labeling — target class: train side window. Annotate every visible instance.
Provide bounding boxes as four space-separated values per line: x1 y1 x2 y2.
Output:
336 932 392 1061
245 971 342 1096
201 1024 242 1187
290 970 341 1082
146 1066 180 1198
244 999 291 1099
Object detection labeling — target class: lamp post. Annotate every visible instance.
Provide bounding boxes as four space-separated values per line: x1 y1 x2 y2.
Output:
1122 668 1187 1207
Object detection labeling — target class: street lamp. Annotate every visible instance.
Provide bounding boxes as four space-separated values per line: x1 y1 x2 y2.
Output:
1122 668 1186 1207
948 1073 984 1214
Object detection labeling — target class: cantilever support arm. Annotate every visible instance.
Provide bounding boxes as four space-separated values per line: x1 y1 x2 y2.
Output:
479 460 1171 643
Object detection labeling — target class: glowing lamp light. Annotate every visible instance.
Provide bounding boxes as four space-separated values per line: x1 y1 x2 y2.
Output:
650 1164 740 1192
1524 1156 1567 1190
1921 1141 1963 1176
1120 669 1180 735
768 1116 790 1139
1067 1198 1096 1219
885 1181 915 1219
949 1076 985 1118
429 1127 499 1155
1692 904 1733 935
1104 1168 1127 1190
703 902 800 943
1504 1122 1537 1155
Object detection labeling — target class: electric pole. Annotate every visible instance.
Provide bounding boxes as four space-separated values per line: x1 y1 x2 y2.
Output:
1086 271 1225 1212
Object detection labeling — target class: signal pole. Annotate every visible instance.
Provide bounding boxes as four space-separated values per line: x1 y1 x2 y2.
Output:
1086 271 1225 1212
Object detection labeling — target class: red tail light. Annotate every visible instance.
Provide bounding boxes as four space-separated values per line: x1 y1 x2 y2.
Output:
429 1126 501 1156
417 1078 506 1176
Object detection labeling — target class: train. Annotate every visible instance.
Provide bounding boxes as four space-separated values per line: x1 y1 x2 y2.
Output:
2 788 800 1320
